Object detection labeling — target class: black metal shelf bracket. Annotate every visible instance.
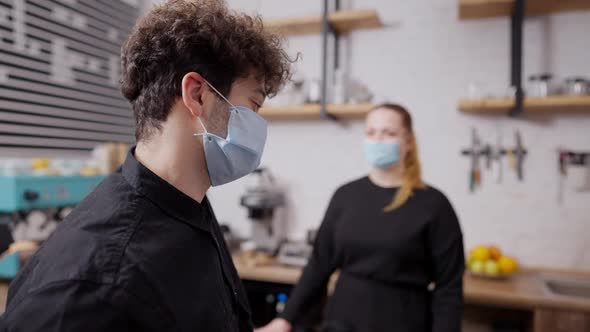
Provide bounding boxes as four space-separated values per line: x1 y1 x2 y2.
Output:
320 0 339 121
509 0 525 117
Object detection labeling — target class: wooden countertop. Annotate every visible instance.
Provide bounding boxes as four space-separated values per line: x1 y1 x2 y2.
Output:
1 262 588 315
235 259 590 314
0 283 7 313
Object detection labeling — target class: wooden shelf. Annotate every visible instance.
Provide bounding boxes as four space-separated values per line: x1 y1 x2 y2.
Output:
265 16 323 36
459 0 590 20
264 10 383 36
458 95 590 114
330 10 384 33
259 103 373 120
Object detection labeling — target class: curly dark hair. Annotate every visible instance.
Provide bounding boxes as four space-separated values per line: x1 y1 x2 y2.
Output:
121 0 293 140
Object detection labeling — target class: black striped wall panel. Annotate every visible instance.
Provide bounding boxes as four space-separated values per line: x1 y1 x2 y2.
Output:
0 0 141 155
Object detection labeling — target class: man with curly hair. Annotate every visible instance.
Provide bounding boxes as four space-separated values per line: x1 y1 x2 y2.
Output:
0 1 291 331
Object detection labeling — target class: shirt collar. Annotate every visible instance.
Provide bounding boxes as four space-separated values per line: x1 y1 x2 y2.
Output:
122 147 211 232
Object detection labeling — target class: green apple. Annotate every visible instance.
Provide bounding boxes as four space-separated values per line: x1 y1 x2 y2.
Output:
484 260 500 276
469 260 484 274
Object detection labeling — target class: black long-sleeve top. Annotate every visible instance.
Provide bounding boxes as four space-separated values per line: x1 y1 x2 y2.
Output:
282 177 464 332
0 149 252 331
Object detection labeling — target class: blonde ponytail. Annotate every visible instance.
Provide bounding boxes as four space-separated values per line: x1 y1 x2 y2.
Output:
383 136 425 212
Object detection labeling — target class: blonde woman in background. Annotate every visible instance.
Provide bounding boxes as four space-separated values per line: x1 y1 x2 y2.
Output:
257 104 465 332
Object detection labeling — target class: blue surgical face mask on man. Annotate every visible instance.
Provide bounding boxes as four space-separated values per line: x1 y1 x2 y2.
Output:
193 81 268 186
364 139 401 169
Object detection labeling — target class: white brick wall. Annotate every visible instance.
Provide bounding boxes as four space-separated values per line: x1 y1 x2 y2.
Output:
148 0 590 269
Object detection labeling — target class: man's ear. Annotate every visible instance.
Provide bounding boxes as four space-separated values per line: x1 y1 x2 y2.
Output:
181 72 206 117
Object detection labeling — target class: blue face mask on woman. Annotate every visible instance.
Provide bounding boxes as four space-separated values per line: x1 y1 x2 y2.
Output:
364 140 401 169
194 81 268 186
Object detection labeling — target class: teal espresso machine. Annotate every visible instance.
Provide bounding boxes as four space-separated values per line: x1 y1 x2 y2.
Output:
0 175 105 279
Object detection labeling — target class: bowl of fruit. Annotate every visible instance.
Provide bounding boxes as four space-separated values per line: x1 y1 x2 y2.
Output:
467 245 518 280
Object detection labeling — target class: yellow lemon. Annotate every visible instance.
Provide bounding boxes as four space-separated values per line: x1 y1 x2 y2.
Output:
470 246 490 261
498 256 518 275
484 260 500 276
469 260 485 274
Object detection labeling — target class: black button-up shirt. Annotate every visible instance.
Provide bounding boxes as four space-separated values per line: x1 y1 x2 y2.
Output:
0 150 252 331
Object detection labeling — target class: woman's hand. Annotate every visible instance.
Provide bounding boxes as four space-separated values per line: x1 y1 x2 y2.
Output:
254 318 292 332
